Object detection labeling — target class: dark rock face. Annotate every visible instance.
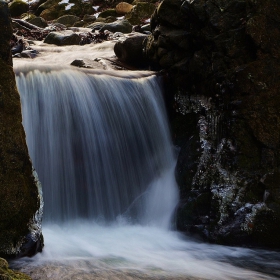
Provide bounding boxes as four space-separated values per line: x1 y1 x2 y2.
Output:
145 0 280 248
0 0 43 257
114 33 148 67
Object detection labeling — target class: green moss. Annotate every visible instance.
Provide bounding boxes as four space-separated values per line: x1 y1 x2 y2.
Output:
0 258 31 280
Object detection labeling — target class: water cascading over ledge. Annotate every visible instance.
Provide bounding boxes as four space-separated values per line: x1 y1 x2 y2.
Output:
13 67 280 280
16 68 179 227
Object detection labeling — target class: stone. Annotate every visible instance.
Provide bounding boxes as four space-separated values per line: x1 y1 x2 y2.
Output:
38 0 93 21
114 33 148 66
28 16 48 28
99 19 132 34
98 8 117 18
0 0 43 257
8 0 28 17
125 2 155 25
87 21 106 31
44 31 81 45
83 14 96 23
116 2 133 15
55 15 80 27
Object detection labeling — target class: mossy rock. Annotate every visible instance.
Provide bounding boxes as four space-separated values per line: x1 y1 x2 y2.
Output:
83 14 96 23
55 15 79 27
38 0 93 20
0 0 43 258
73 20 84 27
28 16 48 27
8 0 29 17
98 8 117 18
125 2 155 25
0 258 31 280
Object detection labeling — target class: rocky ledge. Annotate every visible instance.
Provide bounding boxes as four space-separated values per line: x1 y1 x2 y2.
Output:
143 0 280 248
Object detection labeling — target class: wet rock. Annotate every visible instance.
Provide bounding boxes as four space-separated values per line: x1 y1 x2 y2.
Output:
145 0 280 248
0 0 43 257
99 19 132 34
20 49 38 58
70 59 85 67
87 21 106 30
44 31 81 45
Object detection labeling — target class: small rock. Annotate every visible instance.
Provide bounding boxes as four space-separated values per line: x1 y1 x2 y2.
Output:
56 15 80 27
44 31 81 45
71 59 85 67
29 16 48 28
99 19 132 34
116 2 133 15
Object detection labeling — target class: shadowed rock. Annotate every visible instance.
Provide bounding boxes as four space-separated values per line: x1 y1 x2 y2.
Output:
0 0 43 258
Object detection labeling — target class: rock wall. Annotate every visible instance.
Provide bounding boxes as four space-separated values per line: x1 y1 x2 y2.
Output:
0 0 43 257
145 0 280 248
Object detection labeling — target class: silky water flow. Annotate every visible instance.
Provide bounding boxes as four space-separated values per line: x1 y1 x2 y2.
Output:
12 68 280 280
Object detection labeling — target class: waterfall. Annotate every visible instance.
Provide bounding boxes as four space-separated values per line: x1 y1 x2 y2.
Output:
16 69 179 228
13 68 279 280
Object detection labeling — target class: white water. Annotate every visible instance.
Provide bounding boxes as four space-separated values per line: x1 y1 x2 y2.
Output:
13 67 280 280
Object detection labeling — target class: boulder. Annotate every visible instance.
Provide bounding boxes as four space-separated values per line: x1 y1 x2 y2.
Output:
83 14 96 23
116 2 133 15
38 0 93 21
99 19 132 33
56 14 79 27
114 33 148 66
28 16 48 28
8 0 28 17
44 31 81 45
125 2 155 25
145 0 280 248
0 0 43 257
87 21 106 30
98 8 117 18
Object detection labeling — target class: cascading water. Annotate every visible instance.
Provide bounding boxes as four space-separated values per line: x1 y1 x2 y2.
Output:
17 69 178 227
13 67 280 280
